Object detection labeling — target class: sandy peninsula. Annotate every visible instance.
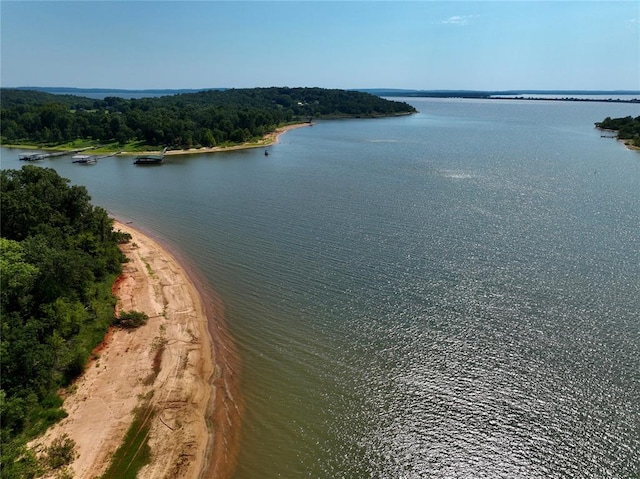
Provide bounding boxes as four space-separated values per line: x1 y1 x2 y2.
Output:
30 221 240 479
150 123 310 156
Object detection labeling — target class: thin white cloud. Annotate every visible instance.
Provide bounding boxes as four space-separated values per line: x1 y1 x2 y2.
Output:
441 15 478 26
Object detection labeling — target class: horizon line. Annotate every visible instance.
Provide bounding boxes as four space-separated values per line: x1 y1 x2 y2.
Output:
6 86 640 94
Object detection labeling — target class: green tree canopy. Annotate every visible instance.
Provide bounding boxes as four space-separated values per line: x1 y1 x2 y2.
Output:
596 115 640 146
1 87 417 150
1 166 127 478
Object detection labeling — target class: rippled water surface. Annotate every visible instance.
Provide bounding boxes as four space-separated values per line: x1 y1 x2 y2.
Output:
2 98 639 478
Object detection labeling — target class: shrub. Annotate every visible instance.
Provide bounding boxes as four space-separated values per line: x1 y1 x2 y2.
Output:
45 434 77 469
114 310 149 329
113 230 132 244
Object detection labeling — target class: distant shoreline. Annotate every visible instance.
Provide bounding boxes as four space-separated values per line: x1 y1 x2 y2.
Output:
489 96 639 104
12 86 640 99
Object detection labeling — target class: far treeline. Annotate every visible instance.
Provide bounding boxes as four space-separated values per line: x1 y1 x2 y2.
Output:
0 166 131 478
0 87 417 150
595 115 640 147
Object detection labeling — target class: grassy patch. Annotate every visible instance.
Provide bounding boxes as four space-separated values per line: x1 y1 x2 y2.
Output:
2 139 100 151
89 140 152 154
143 259 154 277
100 400 154 479
143 337 167 385
53 139 99 150
1 139 159 154
1 143 44 150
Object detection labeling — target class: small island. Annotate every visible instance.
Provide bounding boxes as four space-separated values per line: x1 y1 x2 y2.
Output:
0 87 417 154
595 115 640 149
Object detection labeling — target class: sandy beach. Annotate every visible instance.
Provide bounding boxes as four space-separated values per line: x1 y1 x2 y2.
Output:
164 122 310 156
30 221 239 479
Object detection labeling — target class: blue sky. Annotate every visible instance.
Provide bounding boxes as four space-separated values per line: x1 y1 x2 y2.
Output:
1 1 639 90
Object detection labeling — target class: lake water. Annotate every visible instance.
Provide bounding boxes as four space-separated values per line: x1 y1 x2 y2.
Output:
2 98 639 478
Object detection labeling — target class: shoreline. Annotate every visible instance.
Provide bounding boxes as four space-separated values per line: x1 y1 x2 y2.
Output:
134 221 243 479
3 122 311 158
597 127 640 151
620 138 640 151
30 220 240 479
164 122 310 156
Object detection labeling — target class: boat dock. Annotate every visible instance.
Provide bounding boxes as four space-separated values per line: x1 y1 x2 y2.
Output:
19 153 47 161
19 146 100 162
134 147 167 165
71 151 122 164
95 151 122 160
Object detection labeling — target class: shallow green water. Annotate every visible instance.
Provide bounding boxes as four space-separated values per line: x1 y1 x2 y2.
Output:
2 98 639 478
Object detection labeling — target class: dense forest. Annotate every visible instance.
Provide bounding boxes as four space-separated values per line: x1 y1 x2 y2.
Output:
595 115 640 147
1 166 129 478
0 87 416 150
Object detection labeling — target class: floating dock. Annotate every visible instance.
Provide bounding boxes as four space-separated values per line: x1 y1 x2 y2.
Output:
19 153 46 161
134 147 167 165
19 146 100 162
